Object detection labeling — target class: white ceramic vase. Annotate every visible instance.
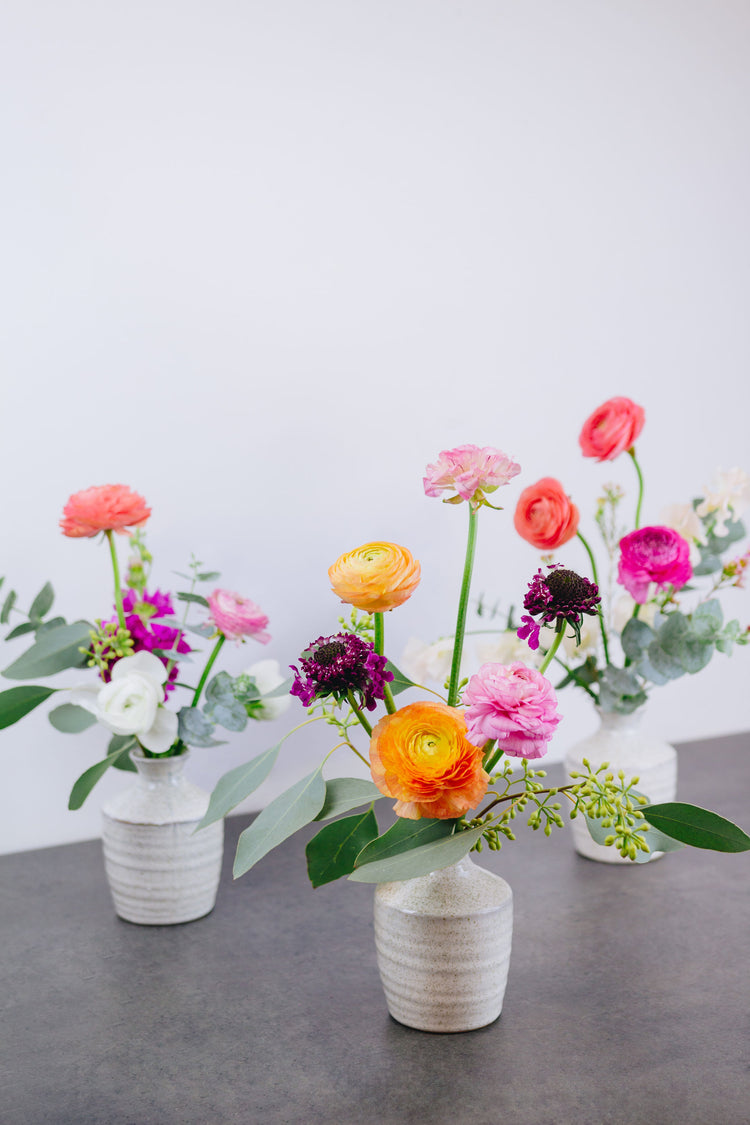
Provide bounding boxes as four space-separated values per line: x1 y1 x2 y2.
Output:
373 855 513 1032
564 707 677 864
101 750 224 925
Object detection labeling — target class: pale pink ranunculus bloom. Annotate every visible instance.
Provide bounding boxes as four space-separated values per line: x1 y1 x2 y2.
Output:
696 468 750 536
617 527 692 604
423 444 521 505
462 661 561 759
207 589 271 644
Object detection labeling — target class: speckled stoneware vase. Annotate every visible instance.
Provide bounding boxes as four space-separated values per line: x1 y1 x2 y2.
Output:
101 750 223 925
564 708 677 864
374 855 513 1032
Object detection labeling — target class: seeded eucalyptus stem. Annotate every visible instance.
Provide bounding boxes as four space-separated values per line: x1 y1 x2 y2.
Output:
628 447 645 529
576 530 610 665
447 503 479 708
347 689 373 736
373 612 396 714
192 634 225 707
105 530 126 631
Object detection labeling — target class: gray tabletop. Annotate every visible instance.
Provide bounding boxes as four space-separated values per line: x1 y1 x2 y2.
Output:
2 733 748 1125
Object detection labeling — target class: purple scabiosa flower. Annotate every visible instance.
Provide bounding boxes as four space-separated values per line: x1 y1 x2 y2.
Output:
290 633 394 712
101 589 191 694
517 566 601 651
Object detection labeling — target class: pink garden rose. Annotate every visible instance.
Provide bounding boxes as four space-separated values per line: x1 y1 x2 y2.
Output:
617 526 692 604
423 444 521 505
579 397 645 462
207 589 271 644
462 661 561 759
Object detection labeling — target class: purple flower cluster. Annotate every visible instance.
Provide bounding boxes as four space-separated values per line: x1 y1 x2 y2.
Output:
517 565 600 651
291 633 394 712
103 589 191 694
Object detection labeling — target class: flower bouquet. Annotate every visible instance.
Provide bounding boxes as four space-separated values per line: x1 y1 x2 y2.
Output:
198 444 750 1031
0 483 290 923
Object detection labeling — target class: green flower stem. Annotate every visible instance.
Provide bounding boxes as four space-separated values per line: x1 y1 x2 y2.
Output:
447 503 479 708
538 626 565 675
628 447 645 529
105 530 126 631
191 634 225 707
373 612 397 714
347 689 373 737
576 530 610 665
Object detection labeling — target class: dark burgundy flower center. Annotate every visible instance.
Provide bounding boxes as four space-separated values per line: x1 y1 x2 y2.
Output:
313 641 347 666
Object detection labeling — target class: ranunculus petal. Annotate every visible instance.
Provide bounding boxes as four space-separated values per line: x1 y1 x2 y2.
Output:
513 477 579 551
463 662 561 760
579 398 645 462
110 650 169 685
138 705 179 754
328 542 421 613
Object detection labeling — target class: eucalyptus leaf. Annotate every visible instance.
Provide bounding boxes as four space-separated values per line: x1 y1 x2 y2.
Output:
0 685 57 728
29 582 54 622
205 671 235 704
68 744 134 810
5 622 35 640
348 823 486 883
196 742 282 828
691 598 723 638
185 622 215 638
384 661 416 696
233 768 327 878
204 699 248 732
177 592 210 608
584 811 685 861
35 616 67 635
197 571 221 582
354 816 454 868
2 621 93 680
656 613 689 658
48 703 98 733
678 637 714 674
635 652 670 687
620 618 656 661
646 641 684 681
177 706 226 747
314 777 386 821
1 590 17 624
642 802 750 852
108 734 139 769
306 807 379 887
152 648 193 664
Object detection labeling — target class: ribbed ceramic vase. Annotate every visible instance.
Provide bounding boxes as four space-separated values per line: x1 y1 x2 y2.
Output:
374 856 513 1032
564 708 677 864
101 750 224 925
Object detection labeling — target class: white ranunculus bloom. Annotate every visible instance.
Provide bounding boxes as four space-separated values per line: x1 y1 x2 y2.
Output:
400 636 457 685
611 593 658 634
696 467 750 536
660 502 706 565
243 659 291 721
68 651 178 754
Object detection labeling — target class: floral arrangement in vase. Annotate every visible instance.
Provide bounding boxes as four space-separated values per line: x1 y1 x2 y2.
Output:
0 483 290 806
198 443 749 889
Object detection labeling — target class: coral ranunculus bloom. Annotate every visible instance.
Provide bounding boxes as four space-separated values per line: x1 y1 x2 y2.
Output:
513 477 579 550
579 396 645 462
60 484 151 538
369 701 489 819
329 542 421 613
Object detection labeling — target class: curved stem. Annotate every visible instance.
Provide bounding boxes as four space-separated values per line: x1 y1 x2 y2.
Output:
192 634 225 707
447 504 479 708
106 531 126 631
344 740 371 767
577 531 610 665
347 689 373 736
538 625 566 675
628 447 645 530
373 612 396 714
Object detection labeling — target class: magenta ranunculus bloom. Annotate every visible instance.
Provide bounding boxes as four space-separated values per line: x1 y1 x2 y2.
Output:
462 661 561 759
208 588 271 644
423 444 521 505
617 526 692 604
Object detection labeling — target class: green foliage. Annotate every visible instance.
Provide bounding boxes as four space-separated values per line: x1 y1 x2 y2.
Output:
693 514 745 576
28 582 54 624
177 706 227 747
306 807 379 887
3 621 93 679
108 734 138 770
314 777 385 821
233 768 327 877
5 622 35 640
48 703 98 733
643 802 750 852
176 592 210 608
202 672 248 732
384 660 417 696
349 823 486 883
197 743 282 829
68 743 135 810
598 666 648 713
1 589 17 624
354 816 454 868
0 685 56 728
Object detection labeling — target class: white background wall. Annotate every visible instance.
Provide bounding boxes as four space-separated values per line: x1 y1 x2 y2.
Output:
1 1 748 854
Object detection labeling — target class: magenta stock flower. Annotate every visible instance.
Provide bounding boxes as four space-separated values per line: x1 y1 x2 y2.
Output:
423 444 521 506
207 588 271 644
617 527 692 604
290 633 394 712
463 662 561 759
102 589 191 695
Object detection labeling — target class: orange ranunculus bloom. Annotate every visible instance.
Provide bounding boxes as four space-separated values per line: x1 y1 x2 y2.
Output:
60 484 151 538
513 477 579 551
369 701 489 819
328 542 421 613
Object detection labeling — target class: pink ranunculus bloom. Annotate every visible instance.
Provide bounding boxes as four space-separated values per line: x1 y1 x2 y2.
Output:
462 661 561 759
60 484 151 538
578 397 645 462
423 444 521 505
207 588 271 644
617 526 692 604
